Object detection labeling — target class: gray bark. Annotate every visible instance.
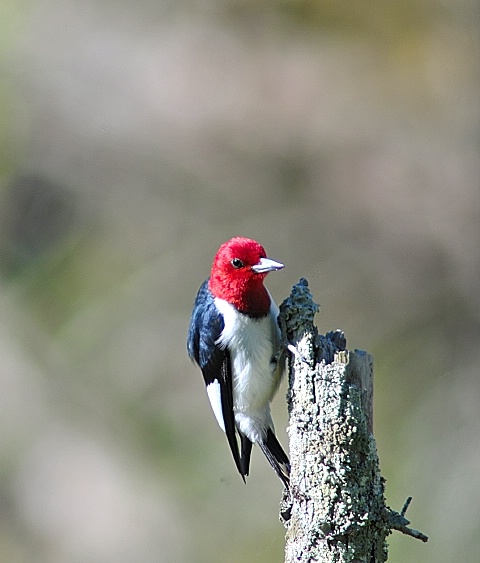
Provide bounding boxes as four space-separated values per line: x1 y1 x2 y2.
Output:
278 279 427 563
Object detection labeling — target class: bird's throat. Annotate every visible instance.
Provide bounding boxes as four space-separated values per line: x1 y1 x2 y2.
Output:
209 276 271 318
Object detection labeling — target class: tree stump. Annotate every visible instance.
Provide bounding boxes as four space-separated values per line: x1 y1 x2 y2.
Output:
279 279 427 563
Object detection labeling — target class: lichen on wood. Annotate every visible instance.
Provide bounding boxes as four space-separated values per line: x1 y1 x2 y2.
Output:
278 279 427 563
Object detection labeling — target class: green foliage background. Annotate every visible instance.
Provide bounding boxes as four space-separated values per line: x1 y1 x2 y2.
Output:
1 1 478 561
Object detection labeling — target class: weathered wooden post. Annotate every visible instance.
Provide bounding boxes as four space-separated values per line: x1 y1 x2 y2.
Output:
279 279 427 563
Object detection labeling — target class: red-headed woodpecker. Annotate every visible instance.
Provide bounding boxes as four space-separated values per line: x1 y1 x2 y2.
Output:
187 237 290 487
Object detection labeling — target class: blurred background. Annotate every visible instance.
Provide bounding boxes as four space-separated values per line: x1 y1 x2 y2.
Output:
1 0 479 561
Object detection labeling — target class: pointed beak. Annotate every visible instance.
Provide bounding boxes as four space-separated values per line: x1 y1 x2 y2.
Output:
251 257 285 273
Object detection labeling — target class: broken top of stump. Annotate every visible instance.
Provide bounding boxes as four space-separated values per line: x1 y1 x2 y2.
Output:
278 278 373 431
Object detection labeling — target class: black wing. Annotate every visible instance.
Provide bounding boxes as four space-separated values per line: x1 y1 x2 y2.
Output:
187 279 245 479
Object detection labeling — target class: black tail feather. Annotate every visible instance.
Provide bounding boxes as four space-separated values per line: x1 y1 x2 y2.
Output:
240 434 253 478
229 425 289 487
258 428 290 488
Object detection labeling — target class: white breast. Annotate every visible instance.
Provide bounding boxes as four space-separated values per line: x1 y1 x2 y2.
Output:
214 296 283 443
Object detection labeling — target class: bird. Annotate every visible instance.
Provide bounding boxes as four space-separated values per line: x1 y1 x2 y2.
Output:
187 236 290 488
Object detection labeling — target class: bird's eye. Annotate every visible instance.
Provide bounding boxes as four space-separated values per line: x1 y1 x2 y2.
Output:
231 258 244 269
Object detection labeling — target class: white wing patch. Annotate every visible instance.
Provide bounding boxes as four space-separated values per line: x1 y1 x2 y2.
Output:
206 380 225 432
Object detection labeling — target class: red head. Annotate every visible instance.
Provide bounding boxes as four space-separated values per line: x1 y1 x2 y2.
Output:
208 237 284 317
